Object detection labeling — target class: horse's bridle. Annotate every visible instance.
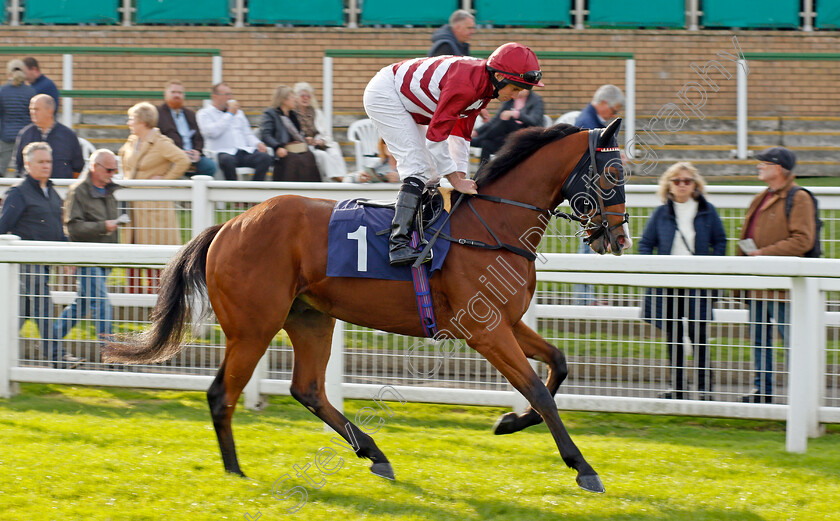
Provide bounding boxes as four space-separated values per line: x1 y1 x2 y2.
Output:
411 127 629 267
559 128 629 245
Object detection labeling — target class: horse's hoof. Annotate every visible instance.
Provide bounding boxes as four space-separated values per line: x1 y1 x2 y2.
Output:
493 412 520 435
576 473 605 493
370 462 395 481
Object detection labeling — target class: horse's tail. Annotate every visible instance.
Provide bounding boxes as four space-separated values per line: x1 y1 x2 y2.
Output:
103 224 223 364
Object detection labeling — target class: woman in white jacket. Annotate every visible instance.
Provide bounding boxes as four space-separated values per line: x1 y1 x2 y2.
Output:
292 82 347 181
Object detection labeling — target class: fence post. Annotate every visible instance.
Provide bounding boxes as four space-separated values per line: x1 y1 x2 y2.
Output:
243 353 268 410
190 175 213 238
0 235 21 398
786 276 821 452
326 320 345 415
9 0 20 26
62 54 73 129
573 0 585 30
512 294 538 414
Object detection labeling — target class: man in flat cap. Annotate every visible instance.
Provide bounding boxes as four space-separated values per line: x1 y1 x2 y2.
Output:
738 146 817 403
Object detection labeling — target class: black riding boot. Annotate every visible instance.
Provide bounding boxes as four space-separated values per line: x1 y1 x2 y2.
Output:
389 177 424 266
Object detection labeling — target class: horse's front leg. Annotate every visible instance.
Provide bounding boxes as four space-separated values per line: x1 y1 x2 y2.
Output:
468 327 604 493
494 319 568 435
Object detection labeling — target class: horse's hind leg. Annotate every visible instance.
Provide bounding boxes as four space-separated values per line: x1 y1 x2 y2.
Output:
494 319 568 435
283 306 395 480
208 332 276 477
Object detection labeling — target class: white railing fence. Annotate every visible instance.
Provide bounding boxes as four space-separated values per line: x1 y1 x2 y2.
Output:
0 240 838 454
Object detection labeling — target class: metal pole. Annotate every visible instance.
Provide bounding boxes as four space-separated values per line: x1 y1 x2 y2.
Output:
323 56 333 140
574 0 585 30
211 56 223 86
62 54 73 129
347 0 358 28
122 0 132 26
624 59 636 159
736 59 748 160
802 0 814 31
687 0 699 30
9 0 20 26
235 0 245 27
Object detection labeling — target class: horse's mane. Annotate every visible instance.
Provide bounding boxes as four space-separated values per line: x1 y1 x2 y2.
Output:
474 123 580 188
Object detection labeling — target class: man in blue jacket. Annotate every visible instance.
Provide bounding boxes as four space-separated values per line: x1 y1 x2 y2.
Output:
23 57 60 108
15 94 84 179
0 142 81 368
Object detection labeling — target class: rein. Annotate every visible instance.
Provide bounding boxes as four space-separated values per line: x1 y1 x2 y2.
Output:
411 127 629 268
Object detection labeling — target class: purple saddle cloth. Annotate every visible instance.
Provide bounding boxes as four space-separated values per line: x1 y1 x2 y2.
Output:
327 199 450 281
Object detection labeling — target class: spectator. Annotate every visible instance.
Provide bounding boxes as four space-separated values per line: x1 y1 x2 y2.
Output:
573 84 626 304
119 102 190 293
53 149 120 359
738 146 816 404
0 59 36 175
293 82 348 181
15 94 84 179
23 57 60 109
576 84 624 129
0 142 80 368
259 85 320 182
363 42 543 265
428 9 476 57
157 80 216 177
197 82 272 181
639 162 726 400
470 88 544 165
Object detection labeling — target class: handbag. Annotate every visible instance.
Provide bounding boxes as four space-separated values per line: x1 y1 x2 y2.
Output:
285 142 308 154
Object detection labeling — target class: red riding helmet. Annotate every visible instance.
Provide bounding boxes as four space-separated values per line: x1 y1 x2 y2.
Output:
486 42 545 90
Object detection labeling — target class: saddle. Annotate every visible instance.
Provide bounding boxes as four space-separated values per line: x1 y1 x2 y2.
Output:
357 186 448 237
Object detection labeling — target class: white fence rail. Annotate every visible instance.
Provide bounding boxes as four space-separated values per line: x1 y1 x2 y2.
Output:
0 239 838 454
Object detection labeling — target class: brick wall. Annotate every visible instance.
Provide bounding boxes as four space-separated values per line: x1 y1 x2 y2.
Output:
1 26 838 117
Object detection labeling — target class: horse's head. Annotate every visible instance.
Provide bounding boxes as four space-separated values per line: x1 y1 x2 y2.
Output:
563 119 631 255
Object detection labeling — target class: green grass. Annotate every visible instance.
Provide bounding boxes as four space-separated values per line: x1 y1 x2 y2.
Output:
1 384 839 520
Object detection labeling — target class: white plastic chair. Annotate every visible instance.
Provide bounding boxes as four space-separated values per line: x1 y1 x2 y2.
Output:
542 114 553 127
347 118 381 173
556 110 581 126
78 137 96 164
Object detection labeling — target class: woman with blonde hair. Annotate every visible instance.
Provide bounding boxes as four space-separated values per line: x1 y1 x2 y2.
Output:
0 59 36 175
119 101 190 292
639 162 726 400
259 85 320 182
293 82 348 181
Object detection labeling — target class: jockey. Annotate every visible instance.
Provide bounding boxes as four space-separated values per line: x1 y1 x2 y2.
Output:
363 42 544 266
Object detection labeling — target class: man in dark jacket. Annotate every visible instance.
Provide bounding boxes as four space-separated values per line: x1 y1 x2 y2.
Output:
157 80 216 177
23 57 60 108
0 142 79 367
53 149 121 360
428 10 475 57
470 89 544 164
15 94 84 179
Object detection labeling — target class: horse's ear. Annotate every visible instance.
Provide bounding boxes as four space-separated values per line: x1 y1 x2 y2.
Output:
598 118 622 146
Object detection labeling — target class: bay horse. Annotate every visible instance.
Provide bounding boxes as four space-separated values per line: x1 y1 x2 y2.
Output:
104 119 630 494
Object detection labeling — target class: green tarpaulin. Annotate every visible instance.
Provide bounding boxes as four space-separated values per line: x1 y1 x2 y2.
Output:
361 0 455 26
249 0 344 25
24 0 119 24
588 0 684 27
702 0 800 28
136 0 229 25
475 0 570 27
817 0 840 28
